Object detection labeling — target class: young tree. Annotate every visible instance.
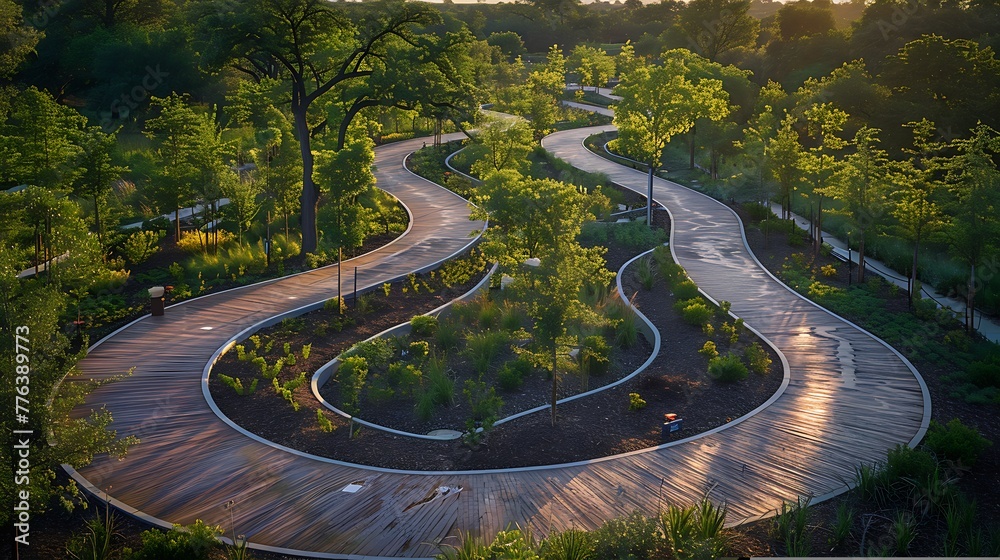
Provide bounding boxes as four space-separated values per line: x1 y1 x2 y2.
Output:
73 127 128 251
767 113 803 224
733 104 778 206
570 45 616 91
821 126 892 283
220 169 261 247
314 136 376 250
893 119 946 305
2 87 86 189
612 59 730 225
469 116 535 179
144 93 204 243
943 124 1000 332
799 102 848 255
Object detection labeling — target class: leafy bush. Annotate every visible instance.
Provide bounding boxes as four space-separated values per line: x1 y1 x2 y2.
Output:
218 374 257 396
131 520 221 560
673 279 700 300
658 262 687 288
408 340 430 359
609 220 668 250
387 362 423 395
337 356 368 416
324 297 344 313
345 338 394 368
744 342 772 375
679 300 713 326
699 341 719 359
591 511 659 560
121 230 164 264
464 377 503 430
410 314 439 336
498 358 532 391
966 358 1000 389
628 392 646 411
316 410 336 433
500 302 526 332
924 419 992 467
884 444 937 488
708 353 748 382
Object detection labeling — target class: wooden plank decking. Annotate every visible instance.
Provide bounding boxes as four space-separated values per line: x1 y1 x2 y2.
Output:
66 129 928 559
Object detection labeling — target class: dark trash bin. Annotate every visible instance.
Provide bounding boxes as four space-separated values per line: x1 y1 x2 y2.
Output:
149 286 165 316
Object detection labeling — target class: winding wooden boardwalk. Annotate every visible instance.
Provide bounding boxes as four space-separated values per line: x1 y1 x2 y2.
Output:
66 129 928 559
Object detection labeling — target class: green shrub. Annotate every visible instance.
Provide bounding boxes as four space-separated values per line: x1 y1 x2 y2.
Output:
464 377 503 429
218 374 257 396
966 358 1000 389
498 358 532 391
408 340 430 359
500 302 526 332
658 262 687 288
425 356 454 406
301 343 312 360
884 444 937 487
591 512 659 560
608 299 638 348
337 356 368 416
699 341 719 359
478 299 501 329
673 279 700 300
410 314 439 336
924 419 992 467
121 230 164 264
345 338 394 368
708 353 748 382
131 520 221 560
744 342 772 375
316 410 336 433
387 362 423 395
628 392 646 411
679 300 713 326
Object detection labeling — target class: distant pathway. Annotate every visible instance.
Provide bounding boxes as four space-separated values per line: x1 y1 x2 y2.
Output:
66 128 929 559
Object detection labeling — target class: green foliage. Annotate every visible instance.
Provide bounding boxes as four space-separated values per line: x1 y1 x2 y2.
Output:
465 330 510 373
608 299 638 348
121 230 164 264
829 502 854 550
580 335 611 378
744 342 772 375
581 220 668 252
924 419 992 467
324 297 344 313
966 358 1000 389
301 343 312 360
677 299 714 326
271 372 306 412
699 340 719 359
539 529 594 560
316 409 336 433
500 302 526 332
131 520 221 560
673 280 701 300
635 256 655 290
660 496 729 560
345 338 394 369
891 511 917 556
885 444 937 488
591 512 659 560
707 353 748 382
498 358 532 391
337 357 368 416
435 320 461 351
772 498 811 557
408 340 430 359
628 392 646 411
218 374 257 396
66 506 118 560
410 314 439 336
463 377 504 437
387 361 423 395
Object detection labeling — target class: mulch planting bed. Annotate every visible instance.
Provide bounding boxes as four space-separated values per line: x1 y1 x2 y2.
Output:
209 208 783 470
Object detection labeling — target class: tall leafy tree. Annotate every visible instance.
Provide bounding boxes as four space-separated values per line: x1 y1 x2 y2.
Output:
611 59 730 225
314 136 377 250
893 119 946 305
943 124 1000 332
2 87 87 189
675 0 759 61
767 113 804 225
73 127 128 250
570 44 616 91
200 0 478 254
821 126 892 282
469 116 535 179
144 93 207 243
799 102 848 255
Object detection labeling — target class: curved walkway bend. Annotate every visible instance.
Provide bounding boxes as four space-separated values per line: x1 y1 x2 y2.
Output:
67 129 929 559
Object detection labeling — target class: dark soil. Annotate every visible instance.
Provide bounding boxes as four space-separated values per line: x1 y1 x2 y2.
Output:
209 207 783 471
